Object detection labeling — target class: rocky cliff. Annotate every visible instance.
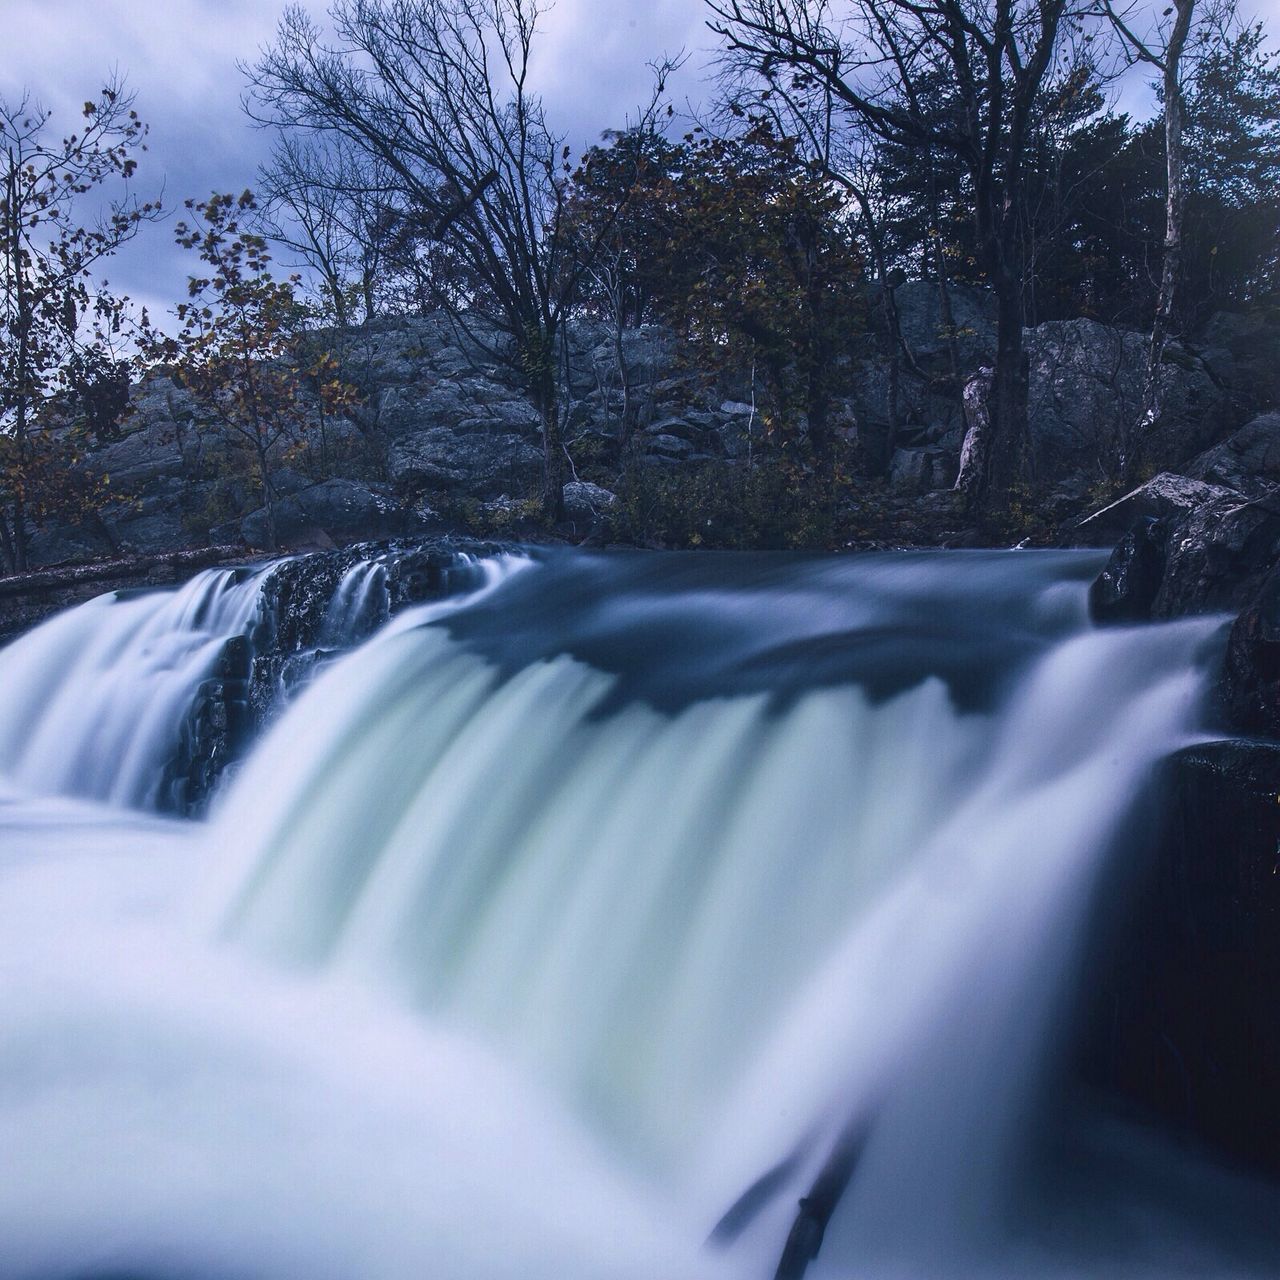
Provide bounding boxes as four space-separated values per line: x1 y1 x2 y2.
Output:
22 293 1279 568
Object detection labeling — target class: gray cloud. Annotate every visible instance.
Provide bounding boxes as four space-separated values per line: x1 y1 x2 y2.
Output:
4 0 1277 319
2 0 712 318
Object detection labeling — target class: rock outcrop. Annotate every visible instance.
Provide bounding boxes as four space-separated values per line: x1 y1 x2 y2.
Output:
877 298 1237 500
1084 740 1280 1178
12 296 1266 566
1027 319 1231 485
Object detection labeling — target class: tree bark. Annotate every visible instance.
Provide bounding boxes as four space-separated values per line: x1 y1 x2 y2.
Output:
256 445 278 551
1130 0 1196 485
535 369 565 521
7 151 30 572
0 512 16 576
987 287 1033 504
955 365 994 497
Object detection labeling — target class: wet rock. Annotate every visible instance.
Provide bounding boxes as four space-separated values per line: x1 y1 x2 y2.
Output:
1070 472 1241 547
1085 740 1280 1178
1080 472 1280 622
1223 566 1280 736
1089 518 1166 623
161 538 515 810
1154 490 1280 617
1183 412 1280 497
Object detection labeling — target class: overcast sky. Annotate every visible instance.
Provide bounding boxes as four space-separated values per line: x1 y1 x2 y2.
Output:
3 0 1277 320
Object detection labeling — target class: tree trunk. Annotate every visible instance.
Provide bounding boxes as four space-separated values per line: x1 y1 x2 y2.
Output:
9 491 28 574
987 288 1033 503
955 366 994 497
537 375 565 521
1130 0 1196 486
256 446 278 551
7 153 30 573
959 283 1031 512
0 513 16 576
612 297 635 449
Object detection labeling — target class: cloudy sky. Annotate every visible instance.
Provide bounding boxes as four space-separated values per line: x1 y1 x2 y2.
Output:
3 0 1277 319
1 0 712 317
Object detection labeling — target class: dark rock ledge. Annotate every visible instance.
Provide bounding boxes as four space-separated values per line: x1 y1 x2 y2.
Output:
1077 413 1280 1178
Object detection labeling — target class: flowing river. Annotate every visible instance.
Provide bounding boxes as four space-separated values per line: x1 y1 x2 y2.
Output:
0 548 1276 1279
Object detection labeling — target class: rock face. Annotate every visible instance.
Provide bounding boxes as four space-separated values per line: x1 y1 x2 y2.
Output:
212 477 411 549
1026 319 1232 485
859 297 1240 498
1083 470 1280 620
1198 309 1280 416
13 300 1273 568
1183 411 1280 496
1083 740 1280 1179
1222 565 1280 737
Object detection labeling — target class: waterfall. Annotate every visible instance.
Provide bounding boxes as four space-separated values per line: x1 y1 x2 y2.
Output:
0 566 271 808
319 560 389 646
0 550 512 812
0 549 1275 1280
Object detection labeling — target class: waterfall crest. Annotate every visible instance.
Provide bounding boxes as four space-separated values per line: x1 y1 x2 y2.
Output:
0 567 270 808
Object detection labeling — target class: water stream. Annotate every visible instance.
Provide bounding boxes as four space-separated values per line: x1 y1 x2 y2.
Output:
0 548 1275 1278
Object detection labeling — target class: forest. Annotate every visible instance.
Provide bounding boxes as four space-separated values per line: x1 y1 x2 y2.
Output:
0 0 1278 570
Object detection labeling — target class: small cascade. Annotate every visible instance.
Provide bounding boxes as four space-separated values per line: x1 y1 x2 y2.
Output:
0 546 522 812
319 560 390 646
0 566 270 809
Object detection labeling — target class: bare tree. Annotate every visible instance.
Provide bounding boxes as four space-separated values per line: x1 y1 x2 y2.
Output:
246 0 672 519
707 0 1077 512
258 131 402 326
1098 0 1199 483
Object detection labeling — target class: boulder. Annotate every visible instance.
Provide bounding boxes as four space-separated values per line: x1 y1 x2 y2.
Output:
645 432 695 461
387 428 543 497
888 446 955 494
562 480 618 529
1070 472 1240 547
1081 474 1280 619
1183 412 1280 496
1084 740 1280 1178
1154 490 1280 617
216 479 411 548
1197 309 1280 414
1026 319 1233 487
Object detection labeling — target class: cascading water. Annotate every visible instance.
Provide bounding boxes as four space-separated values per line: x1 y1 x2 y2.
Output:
319 560 389 646
0 565 271 808
0 548 1276 1280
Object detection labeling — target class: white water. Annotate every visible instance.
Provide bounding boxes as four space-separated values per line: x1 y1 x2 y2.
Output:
0 550 1275 1278
319 560 389 646
0 567 269 808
